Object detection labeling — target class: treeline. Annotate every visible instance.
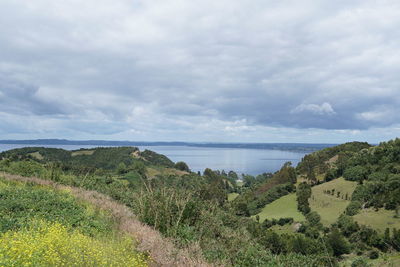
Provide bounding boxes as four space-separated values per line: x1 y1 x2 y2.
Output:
331 139 400 211
296 141 371 181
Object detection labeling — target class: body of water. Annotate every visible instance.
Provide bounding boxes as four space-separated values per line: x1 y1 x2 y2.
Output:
0 144 309 176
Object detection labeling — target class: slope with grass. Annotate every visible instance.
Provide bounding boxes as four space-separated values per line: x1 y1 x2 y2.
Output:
354 208 400 233
0 177 149 267
309 177 357 226
228 192 239 202
0 173 209 266
255 193 305 222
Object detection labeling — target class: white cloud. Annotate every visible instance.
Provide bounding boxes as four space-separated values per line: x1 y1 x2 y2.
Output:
291 102 336 115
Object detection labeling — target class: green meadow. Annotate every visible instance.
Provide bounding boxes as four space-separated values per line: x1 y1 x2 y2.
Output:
354 208 400 233
309 177 357 226
228 192 239 202
255 193 305 222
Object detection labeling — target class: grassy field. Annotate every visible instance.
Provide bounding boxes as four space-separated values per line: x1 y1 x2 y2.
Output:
255 193 305 222
369 253 400 266
71 150 95 156
146 167 188 178
269 223 297 234
354 208 400 233
228 193 239 201
309 177 357 226
341 253 400 267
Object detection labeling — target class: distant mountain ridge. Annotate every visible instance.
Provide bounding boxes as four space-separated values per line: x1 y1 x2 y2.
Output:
0 139 337 152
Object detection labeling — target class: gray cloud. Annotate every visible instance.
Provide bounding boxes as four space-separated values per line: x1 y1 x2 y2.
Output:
0 74 66 115
0 0 399 142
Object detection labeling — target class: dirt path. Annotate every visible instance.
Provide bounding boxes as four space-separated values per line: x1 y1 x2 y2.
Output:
0 172 210 267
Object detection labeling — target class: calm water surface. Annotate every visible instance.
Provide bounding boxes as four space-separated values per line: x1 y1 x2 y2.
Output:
0 144 308 176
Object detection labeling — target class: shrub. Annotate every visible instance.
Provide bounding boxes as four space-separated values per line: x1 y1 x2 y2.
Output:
327 228 350 256
351 257 370 267
175 161 190 172
306 211 322 228
368 249 379 259
346 201 362 216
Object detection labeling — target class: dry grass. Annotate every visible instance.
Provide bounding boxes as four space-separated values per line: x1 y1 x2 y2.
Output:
0 172 211 267
131 150 146 160
326 155 338 165
146 167 189 179
71 150 95 156
227 193 239 202
28 152 44 160
309 177 357 226
354 208 400 233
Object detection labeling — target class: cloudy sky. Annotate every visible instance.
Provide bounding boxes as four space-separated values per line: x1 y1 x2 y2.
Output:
0 0 399 143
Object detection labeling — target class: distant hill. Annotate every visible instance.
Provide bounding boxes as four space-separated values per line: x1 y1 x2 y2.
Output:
0 139 336 152
0 146 175 172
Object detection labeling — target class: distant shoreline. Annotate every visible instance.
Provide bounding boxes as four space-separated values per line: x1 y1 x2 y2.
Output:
0 139 337 152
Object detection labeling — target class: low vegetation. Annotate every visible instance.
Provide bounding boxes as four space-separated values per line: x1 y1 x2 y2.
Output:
0 220 148 266
0 178 149 267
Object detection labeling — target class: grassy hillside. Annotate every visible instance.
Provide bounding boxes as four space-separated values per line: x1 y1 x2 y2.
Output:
0 177 148 267
254 177 357 226
255 193 305 222
309 178 357 226
354 208 400 233
228 192 239 201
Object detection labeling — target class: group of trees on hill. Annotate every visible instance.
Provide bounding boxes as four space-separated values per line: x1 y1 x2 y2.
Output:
296 141 371 181
338 139 400 211
0 147 175 174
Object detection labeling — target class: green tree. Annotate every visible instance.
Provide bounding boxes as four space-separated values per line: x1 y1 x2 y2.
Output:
306 211 322 228
132 161 146 177
297 182 312 214
343 166 368 182
174 161 190 172
327 228 350 256
117 162 127 174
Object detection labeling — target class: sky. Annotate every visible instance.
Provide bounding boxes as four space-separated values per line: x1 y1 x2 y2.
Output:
0 0 399 143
